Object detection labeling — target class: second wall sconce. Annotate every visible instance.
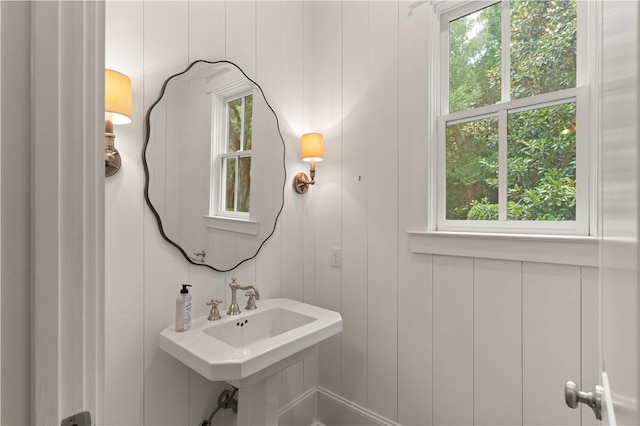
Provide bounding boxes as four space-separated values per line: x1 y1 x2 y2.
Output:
105 69 132 177
293 133 324 194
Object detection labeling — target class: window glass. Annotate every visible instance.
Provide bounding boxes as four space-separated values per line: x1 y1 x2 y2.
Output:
507 102 576 220
244 95 253 150
446 116 499 220
449 3 501 113
511 0 577 100
238 156 251 213
227 98 243 152
224 157 236 212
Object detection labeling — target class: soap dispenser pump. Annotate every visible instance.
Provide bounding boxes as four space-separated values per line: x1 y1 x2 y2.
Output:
175 284 192 332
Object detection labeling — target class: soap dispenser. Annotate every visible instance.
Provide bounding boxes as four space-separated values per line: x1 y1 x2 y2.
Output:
175 284 192 332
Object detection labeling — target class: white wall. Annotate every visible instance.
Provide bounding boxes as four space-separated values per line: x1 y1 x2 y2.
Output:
105 2 315 425
2 2 105 424
1 2 31 424
299 2 599 425
106 2 601 426
313 1 596 425
600 1 640 424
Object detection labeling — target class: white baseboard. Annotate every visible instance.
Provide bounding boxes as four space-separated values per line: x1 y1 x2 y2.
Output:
278 386 399 426
316 387 400 426
278 387 317 426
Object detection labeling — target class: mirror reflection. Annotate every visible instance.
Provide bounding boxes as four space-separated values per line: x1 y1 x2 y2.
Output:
144 60 285 271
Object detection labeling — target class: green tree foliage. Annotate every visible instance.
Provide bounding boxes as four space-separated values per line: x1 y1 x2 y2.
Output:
226 94 253 213
446 117 499 220
510 0 577 99
449 3 501 113
446 0 577 221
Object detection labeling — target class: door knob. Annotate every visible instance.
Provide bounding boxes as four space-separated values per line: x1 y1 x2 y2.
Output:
565 380 603 420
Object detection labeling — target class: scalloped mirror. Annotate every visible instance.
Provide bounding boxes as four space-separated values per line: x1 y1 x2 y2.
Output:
144 60 285 271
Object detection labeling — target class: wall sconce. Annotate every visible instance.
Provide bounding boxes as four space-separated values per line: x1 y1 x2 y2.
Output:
293 133 324 194
105 69 132 177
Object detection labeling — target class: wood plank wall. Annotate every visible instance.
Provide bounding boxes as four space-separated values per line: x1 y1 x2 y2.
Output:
311 3 598 424
106 2 599 425
106 2 314 425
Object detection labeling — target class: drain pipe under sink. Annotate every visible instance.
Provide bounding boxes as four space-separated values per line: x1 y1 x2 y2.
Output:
200 386 239 426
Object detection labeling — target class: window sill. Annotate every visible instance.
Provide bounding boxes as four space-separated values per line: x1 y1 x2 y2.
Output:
203 215 260 236
407 230 598 267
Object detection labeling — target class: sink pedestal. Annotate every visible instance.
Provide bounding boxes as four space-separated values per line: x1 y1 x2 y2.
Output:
234 373 279 426
226 346 315 425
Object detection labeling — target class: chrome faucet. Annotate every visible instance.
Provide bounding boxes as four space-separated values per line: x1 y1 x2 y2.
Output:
227 278 260 315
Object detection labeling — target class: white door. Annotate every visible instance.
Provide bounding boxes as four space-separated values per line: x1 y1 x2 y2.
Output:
596 1 639 424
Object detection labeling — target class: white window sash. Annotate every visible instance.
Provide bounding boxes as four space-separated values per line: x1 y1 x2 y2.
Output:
498 108 508 221
437 89 588 234
501 0 510 103
443 87 579 125
439 0 501 115
218 150 252 218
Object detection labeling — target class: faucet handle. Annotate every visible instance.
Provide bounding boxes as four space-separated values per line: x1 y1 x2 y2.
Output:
206 299 223 321
229 277 238 288
244 290 257 310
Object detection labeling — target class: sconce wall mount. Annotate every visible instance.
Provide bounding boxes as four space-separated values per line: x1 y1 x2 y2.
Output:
293 171 312 194
293 133 324 194
105 69 132 177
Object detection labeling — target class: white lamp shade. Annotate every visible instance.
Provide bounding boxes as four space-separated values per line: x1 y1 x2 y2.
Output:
105 69 132 125
301 133 324 162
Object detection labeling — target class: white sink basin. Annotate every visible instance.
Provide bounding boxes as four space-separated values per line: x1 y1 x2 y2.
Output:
159 298 342 382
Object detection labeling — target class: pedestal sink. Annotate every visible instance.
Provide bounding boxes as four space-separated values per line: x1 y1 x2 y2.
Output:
159 298 342 425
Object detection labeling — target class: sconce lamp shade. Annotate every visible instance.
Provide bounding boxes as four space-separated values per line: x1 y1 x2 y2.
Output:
105 69 132 125
301 133 324 162
293 132 324 193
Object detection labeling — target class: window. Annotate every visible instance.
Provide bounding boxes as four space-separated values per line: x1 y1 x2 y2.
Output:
208 77 256 221
435 0 591 235
219 92 253 217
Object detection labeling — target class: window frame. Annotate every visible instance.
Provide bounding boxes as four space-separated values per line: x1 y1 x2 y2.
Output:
432 0 595 236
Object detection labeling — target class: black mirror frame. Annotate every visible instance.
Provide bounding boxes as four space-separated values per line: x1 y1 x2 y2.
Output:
143 59 287 272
